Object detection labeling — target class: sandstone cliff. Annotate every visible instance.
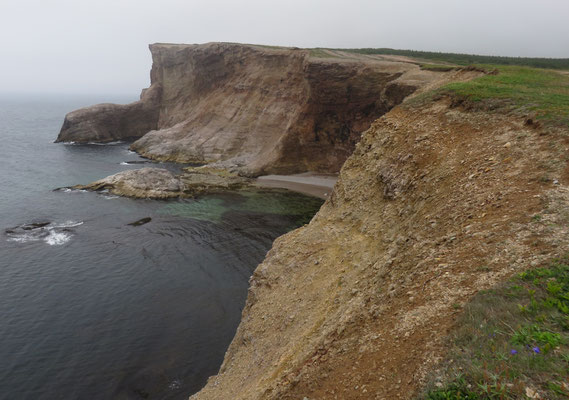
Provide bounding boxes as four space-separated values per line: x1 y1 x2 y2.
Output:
57 43 441 175
190 83 569 399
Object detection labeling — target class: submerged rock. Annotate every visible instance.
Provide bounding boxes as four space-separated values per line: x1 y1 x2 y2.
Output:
5 220 82 246
6 221 51 234
127 217 152 226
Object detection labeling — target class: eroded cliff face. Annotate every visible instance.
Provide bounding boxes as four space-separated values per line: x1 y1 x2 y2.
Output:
190 93 569 399
57 43 438 175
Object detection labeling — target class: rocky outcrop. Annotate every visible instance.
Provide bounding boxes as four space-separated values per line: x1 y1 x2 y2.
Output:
73 168 184 198
56 85 161 143
72 167 251 199
190 95 569 399
57 43 442 175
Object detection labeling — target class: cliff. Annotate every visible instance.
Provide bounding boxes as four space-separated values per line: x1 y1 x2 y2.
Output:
190 76 569 398
57 43 441 175
56 43 569 398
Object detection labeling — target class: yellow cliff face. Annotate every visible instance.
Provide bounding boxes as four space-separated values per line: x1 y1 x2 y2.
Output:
191 92 569 399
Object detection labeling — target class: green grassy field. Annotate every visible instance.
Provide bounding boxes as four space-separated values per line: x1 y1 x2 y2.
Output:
422 257 569 399
443 66 569 126
406 65 569 127
334 48 569 70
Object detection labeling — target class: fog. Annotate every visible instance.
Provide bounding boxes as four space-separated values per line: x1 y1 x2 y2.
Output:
1 0 567 95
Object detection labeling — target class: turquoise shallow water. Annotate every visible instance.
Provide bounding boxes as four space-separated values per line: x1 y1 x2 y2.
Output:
0 95 323 399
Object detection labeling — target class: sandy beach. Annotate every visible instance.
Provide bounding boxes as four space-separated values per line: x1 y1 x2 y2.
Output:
255 172 338 199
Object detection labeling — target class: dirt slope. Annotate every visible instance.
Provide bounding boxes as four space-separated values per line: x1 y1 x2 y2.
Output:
57 43 444 176
191 92 569 399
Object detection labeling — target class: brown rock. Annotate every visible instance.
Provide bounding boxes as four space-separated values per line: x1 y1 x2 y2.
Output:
57 43 441 175
71 166 252 199
56 84 161 143
73 168 183 199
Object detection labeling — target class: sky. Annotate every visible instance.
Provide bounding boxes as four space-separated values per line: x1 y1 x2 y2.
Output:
1 0 568 95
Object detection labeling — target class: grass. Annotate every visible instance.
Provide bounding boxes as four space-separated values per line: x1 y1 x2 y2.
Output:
309 48 339 58
407 65 569 127
421 257 569 399
333 48 569 70
442 66 569 126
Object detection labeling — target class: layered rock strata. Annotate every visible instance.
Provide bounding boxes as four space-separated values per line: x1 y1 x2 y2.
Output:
57 43 441 175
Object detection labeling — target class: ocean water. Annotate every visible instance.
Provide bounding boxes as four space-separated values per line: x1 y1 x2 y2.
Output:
0 95 323 399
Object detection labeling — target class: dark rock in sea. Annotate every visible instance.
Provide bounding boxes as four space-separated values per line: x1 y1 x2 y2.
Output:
128 217 152 226
6 221 51 233
21 222 51 230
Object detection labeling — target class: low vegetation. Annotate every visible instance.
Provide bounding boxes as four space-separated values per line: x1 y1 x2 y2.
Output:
408 65 569 127
309 48 337 58
421 257 569 399
442 66 569 126
336 48 569 70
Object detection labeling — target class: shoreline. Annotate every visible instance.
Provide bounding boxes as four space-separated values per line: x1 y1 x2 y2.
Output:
254 172 338 199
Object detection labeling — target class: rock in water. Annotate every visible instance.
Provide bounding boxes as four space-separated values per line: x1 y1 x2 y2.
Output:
56 85 161 143
127 217 152 226
73 168 183 199
71 167 252 199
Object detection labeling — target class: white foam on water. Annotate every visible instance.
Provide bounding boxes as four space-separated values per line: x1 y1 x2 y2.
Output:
7 233 37 243
168 380 182 390
53 221 84 228
6 220 82 245
103 195 119 200
44 231 71 246
120 162 129 165
60 188 88 193
87 140 124 146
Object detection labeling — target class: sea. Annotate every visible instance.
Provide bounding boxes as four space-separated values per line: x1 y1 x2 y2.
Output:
0 94 323 399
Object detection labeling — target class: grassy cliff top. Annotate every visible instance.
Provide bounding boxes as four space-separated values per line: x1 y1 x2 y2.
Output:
406 65 569 127
335 48 569 70
443 66 569 126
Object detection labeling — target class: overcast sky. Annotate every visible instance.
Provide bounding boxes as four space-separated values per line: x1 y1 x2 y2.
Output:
1 0 568 95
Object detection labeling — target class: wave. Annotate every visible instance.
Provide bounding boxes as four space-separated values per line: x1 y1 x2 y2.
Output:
62 140 125 146
54 187 88 193
53 220 84 228
5 220 83 246
44 231 71 246
87 141 125 146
